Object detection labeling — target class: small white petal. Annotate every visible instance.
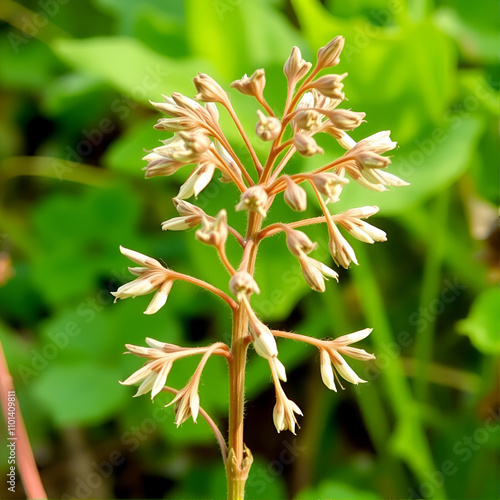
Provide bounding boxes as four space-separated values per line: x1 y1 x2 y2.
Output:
151 362 172 398
190 392 200 423
112 277 158 299
134 372 157 397
120 364 152 386
320 350 337 391
335 357 366 385
336 328 373 345
144 282 172 315
145 338 166 349
119 246 155 266
161 217 192 231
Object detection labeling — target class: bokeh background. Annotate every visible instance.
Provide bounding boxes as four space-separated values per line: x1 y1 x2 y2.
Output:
0 0 498 498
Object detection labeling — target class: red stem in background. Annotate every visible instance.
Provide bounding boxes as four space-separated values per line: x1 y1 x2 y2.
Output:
0 341 47 499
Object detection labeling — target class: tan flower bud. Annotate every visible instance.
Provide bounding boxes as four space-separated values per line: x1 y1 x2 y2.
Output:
193 73 228 104
310 73 347 100
317 36 345 68
286 229 317 257
298 254 338 292
173 198 206 218
142 153 186 178
229 271 260 301
235 185 269 218
231 68 266 99
154 117 193 132
293 109 323 132
195 210 228 248
293 133 324 157
325 109 366 130
179 131 212 156
283 177 307 212
311 173 349 203
284 46 312 82
255 110 281 141
171 92 203 112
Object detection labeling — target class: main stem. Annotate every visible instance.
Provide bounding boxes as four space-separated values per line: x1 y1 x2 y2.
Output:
226 212 262 500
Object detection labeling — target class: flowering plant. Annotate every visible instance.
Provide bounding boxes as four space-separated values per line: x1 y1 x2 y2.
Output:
113 36 407 499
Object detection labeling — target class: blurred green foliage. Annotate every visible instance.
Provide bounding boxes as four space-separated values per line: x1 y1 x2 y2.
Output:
0 0 498 498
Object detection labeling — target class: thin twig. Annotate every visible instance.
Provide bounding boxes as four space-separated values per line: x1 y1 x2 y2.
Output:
169 271 237 310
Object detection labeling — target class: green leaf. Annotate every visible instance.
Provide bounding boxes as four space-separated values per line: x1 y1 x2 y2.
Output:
299 479 379 500
457 288 500 354
32 363 128 425
51 37 212 102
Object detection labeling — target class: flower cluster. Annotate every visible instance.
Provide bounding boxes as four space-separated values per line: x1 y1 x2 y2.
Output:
115 35 407 442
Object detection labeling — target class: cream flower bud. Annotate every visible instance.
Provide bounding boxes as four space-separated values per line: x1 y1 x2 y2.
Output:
112 246 174 315
161 216 200 231
167 383 201 426
193 73 228 104
293 109 323 132
286 229 317 257
249 317 278 359
355 151 392 169
177 161 216 199
325 109 366 131
320 349 336 391
179 131 212 156
284 46 312 82
171 92 203 111
255 110 281 141
173 198 206 217
235 185 269 218
310 73 347 100
329 224 358 268
311 173 349 203
270 356 288 383
332 355 366 385
283 177 307 212
273 394 302 434
298 254 338 292
229 271 260 301
231 68 266 99
195 210 228 248
317 36 345 68
293 133 324 157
